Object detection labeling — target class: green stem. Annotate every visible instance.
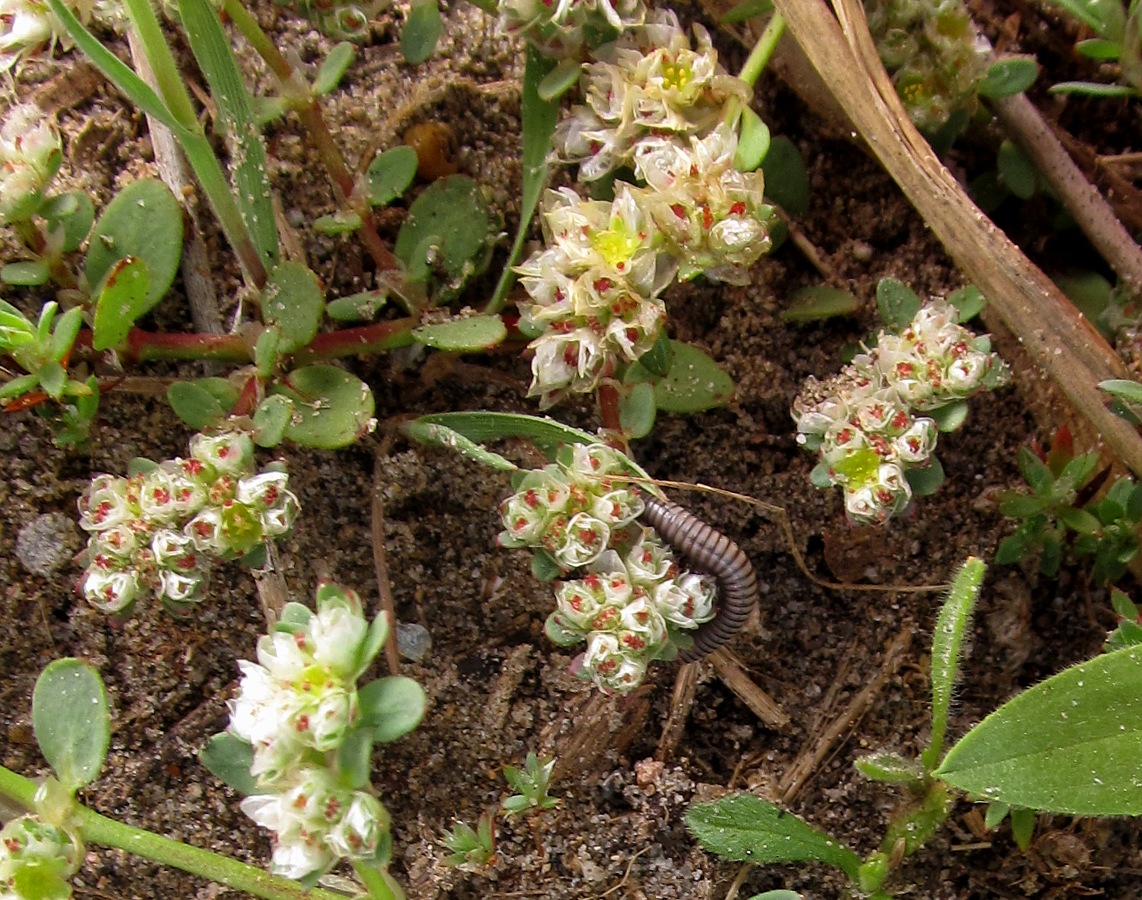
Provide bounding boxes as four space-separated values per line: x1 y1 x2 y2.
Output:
0 767 351 900
738 12 786 88
220 0 403 285
122 0 199 130
352 860 405 900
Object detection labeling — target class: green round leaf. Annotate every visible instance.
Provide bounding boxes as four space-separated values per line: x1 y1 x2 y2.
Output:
875 278 921 330
252 394 293 447
262 261 324 353
947 285 985 322
619 381 656 439
412 314 506 351
734 107 770 172
978 57 1040 97
273 364 375 449
781 286 861 322
358 675 427 743
336 726 374 790
327 289 389 322
905 456 945 496
167 380 229 430
936 646 1142 815
401 0 441 64
313 41 354 95
395 175 491 297
636 330 673 377
92 256 151 351
32 659 110 791
41 191 95 252
85 179 183 312
367 146 419 207
928 400 969 432
200 732 257 796
537 57 583 101
760 136 809 216
1 260 51 286
626 340 735 413
1075 37 1125 60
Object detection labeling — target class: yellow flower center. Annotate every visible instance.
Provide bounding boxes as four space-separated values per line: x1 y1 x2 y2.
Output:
590 216 641 269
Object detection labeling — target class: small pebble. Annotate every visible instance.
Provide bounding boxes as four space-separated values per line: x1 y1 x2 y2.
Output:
396 622 432 661
16 512 78 576
851 240 874 261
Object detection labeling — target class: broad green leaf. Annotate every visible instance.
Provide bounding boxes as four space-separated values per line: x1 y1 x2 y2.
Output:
781 286 861 322
167 380 231 429
273 364 375 449
412 315 506 351
923 557 983 769
86 179 182 313
253 326 281 377
180 0 278 270
760 136 809 216
686 794 861 879
618 381 656 439
336 727 374 790
1010 807 1036 850
997 140 1037 200
50 307 83 363
0 260 50 286
936 645 1142 814
367 146 418 207
488 47 559 312
1075 37 1123 60
394 175 490 300
40 192 95 252
637 331 673 377
37 360 66 400
928 400 969 432
358 676 427 743
252 394 293 447
978 58 1040 97
734 108 770 172
1111 588 1139 619
200 732 257 795
404 419 517 471
876 278 921 330
626 340 735 413
313 42 354 95
262 261 324 353
532 549 563 581
92 256 151 351
32 659 110 791
983 800 1009 829
401 0 441 63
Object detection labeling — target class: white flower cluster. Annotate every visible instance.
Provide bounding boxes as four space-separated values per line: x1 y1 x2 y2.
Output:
792 300 1009 525
228 587 391 881
554 11 750 181
496 0 646 58
515 10 773 405
498 442 717 693
498 442 645 567
0 815 79 898
545 535 715 693
516 185 675 406
0 104 62 225
77 432 299 615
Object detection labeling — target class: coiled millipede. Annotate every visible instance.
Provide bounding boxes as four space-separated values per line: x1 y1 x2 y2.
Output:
640 497 759 662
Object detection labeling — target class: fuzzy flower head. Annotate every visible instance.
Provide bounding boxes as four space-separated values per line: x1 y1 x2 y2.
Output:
498 443 644 569
633 125 773 284
228 587 375 775
0 103 62 224
792 298 1008 525
240 767 391 881
496 0 646 56
0 814 81 899
517 185 675 406
554 10 751 181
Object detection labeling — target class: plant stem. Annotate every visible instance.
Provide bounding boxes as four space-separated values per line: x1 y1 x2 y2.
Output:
220 0 403 282
0 767 351 900
738 12 787 88
352 860 405 900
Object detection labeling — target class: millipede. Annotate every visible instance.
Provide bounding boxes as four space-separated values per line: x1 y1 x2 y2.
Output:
640 496 758 662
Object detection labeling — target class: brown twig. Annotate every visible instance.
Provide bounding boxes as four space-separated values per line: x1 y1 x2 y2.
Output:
710 649 790 730
989 91 1142 295
768 0 1142 479
371 436 401 675
656 661 701 761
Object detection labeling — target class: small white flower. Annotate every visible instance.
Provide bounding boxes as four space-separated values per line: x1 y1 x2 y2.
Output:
555 511 611 568
327 792 390 858
653 571 716 628
190 432 255 478
78 474 132 532
0 103 62 222
157 568 208 605
625 531 674 586
82 568 140 614
578 631 647 694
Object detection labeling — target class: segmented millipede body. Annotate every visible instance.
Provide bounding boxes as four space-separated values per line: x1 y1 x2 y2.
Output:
640 497 758 662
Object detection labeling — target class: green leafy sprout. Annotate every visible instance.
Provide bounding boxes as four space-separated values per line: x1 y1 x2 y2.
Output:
502 752 559 815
